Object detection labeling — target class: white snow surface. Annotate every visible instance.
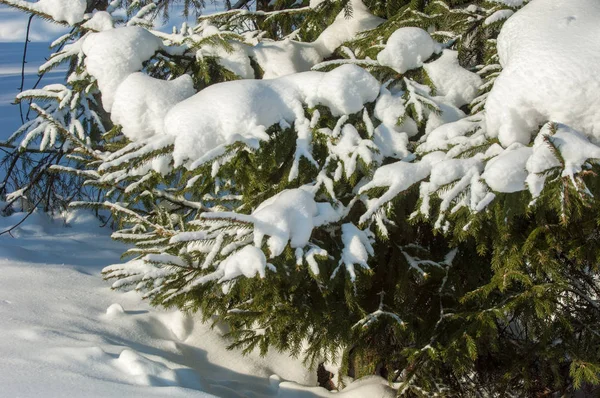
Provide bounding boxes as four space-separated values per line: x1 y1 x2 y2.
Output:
485 0 600 147
82 27 164 112
377 28 441 74
165 65 379 168
111 73 196 141
0 210 395 397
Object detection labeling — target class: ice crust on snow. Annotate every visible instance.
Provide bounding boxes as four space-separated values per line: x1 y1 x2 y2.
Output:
82 27 163 112
165 65 379 168
111 73 196 141
377 28 441 74
485 0 600 147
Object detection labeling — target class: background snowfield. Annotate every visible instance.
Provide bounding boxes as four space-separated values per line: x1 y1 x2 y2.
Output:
0 5 68 140
0 210 312 397
0 7 395 398
0 211 394 397
0 41 66 138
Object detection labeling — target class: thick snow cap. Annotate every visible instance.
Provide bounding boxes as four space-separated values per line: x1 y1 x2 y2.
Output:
111 73 195 141
485 0 600 147
164 65 379 168
82 27 163 112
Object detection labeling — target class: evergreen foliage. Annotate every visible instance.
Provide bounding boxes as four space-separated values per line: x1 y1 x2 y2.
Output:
2 0 600 396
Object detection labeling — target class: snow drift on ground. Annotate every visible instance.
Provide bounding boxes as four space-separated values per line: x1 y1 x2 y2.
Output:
0 210 395 397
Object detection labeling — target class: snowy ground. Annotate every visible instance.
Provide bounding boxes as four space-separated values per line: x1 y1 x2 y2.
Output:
0 211 394 397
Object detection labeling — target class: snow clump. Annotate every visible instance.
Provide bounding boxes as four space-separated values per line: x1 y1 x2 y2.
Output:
377 27 441 74
111 73 196 141
82 27 164 112
424 50 482 108
202 187 339 258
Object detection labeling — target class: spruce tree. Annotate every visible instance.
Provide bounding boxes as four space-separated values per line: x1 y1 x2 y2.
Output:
2 0 600 396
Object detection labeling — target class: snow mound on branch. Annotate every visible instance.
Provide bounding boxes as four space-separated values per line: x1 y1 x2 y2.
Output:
377 28 441 74
251 188 338 257
526 123 600 197
425 100 466 136
165 65 379 168
199 0 381 80
112 73 195 141
489 0 525 6
218 246 271 282
485 0 600 147
303 64 380 116
484 9 514 26
8 0 86 25
336 223 374 282
202 188 339 258
199 41 256 79
82 27 163 112
477 123 600 197
358 152 446 223
313 0 384 56
424 50 482 108
374 86 418 137
82 11 115 31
